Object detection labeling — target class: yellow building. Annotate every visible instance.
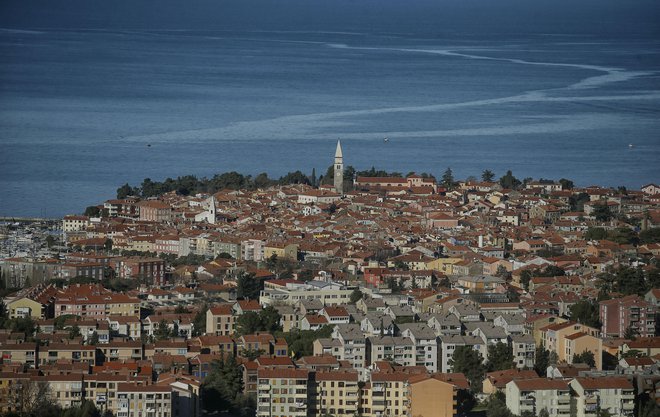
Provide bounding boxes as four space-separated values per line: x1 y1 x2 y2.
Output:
205 304 235 336
314 371 360 417
106 294 141 317
425 258 462 275
0 342 38 367
541 321 598 353
407 373 469 417
85 373 132 415
39 343 96 365
362 372 409 417
42 374 84 409
542 322 602 370
527 315 567 346
0 373 32 414
456 275 504 293
6 297 46 319
264 243 299 261
256 368 309 417
97 340 143 362
564 332 603 370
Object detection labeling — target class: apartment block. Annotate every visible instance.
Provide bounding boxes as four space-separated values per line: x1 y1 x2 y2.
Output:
570 377 635 417
256 368 310 417
116 384 172 417
506 378 571 417
600 295 656 338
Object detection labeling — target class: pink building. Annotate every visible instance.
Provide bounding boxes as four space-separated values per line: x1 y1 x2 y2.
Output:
138 200 172 222
600 295 656 338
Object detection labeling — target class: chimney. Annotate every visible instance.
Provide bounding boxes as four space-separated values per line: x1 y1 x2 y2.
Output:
478 235 484 248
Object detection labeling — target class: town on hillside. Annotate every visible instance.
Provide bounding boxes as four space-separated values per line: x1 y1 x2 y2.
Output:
1 146 660 417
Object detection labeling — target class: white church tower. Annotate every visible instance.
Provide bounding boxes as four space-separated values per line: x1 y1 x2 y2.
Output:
334 139 344 195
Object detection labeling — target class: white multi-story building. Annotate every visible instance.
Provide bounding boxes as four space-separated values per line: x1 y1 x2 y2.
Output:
259 280 354 306
241 239 265 262
569 377 635 417
511 334 536 369
116 384 172 417
506 378 571 417
367 336 415 367
398 323 439 372
439 335 483 373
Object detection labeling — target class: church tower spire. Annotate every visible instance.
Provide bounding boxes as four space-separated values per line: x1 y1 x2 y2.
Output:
334 140 344 195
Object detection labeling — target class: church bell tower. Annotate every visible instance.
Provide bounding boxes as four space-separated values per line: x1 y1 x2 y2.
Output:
334 140 344 195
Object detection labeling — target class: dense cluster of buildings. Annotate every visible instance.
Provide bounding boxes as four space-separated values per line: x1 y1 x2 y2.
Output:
1 145 659 416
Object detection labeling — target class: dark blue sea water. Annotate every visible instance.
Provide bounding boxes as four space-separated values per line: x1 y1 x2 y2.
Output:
1 27 660 216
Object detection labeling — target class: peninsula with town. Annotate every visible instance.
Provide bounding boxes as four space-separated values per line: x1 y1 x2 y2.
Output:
1 141 659 417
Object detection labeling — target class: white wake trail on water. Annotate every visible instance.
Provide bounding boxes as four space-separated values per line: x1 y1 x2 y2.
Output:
121 40 658 142
327 43 653 91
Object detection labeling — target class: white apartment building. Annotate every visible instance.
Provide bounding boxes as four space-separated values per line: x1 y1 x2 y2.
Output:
569 377 635 417
506 378 571 417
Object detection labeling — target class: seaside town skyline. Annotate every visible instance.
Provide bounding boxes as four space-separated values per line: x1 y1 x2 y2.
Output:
1 1 660 417
0 142 659 417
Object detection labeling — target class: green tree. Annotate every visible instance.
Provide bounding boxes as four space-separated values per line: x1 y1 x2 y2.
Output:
310 168 317 187
595 408 613 417
640 228 660 244
69 324 82 339
449 346 486 393
442 168 455 190
569 300 601 328
486 342 514 371
598 266 650 296
559 178 574 190
278 170 311 185
45 235 56 248
54 314 80 330
61 399 103 417
386 277 402 293
349 289 364 304
481 169 495 182
84 206 101 217
88 331 100 345
639 395 660 417
237 272 262 300
240 348 266 361
623 325 639 340
585 227 609 241
116 183 137 199
520 270 532 291
538 409 550 417
154 319 172 341
485 391 513 417
192 304 208 336
569 192 591 211
592 204 613 222
253 172 274 189
259 306 281 333
285 326 334 358
235 311 262 336
534 347 550 376
499 170 521 189
573 350 596 367
202 354 245 413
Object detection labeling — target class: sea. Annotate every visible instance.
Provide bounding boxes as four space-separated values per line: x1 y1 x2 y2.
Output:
1 24 660 217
